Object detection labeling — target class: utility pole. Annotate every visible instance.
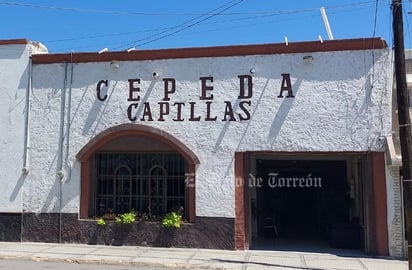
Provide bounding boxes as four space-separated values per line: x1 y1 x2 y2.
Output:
392 0 412 267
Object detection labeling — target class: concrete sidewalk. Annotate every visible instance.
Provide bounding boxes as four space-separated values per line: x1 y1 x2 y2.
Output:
0 242 407 270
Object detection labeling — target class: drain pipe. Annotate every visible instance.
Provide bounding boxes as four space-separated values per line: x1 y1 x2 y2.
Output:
21 57 33 242
57 62 68 243
65 58 73 178
58 62 68 177
22 58 32 176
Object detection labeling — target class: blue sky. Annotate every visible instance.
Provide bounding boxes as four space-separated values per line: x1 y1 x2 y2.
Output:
0 0 407 53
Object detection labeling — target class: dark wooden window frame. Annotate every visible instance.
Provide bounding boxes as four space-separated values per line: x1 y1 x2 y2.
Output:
77 124 199 223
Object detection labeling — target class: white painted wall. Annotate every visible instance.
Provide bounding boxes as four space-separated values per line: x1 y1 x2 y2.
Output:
0 43 32 212
23 48 393 218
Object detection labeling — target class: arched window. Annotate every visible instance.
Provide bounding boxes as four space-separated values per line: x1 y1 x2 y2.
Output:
95 152 186 217
77 124 199 222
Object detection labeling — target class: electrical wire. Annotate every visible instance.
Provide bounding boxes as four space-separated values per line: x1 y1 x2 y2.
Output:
113 0 245 50
44 4 375 46
373 0 379 38
196 3 378 30
0 0 387 16
0 0 392 52
54 2 384 51
121 1 385 49
370 0 380 91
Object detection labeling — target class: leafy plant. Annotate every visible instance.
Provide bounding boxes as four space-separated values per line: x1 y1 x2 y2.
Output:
115 210 136 224
162 212 182 228
96 217 106 226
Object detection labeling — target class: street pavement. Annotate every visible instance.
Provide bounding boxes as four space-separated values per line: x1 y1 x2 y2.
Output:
0 241 407 270
0 259 186 270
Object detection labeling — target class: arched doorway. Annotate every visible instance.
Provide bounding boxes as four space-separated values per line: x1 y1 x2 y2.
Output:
76 124 199 222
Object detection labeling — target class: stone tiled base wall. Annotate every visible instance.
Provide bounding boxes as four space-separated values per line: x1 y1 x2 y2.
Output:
0 213 21 241
0 213 234 249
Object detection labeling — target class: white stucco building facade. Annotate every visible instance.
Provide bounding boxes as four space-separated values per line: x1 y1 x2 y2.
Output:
0 38 405 257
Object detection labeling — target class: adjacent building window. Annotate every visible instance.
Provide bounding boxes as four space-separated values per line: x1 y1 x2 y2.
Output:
94 152 186 217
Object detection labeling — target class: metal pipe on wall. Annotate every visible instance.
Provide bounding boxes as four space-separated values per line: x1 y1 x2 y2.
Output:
21 57 33 242
22 58 32 175
58 62 68 175
65 60 74 179
57 62 68 243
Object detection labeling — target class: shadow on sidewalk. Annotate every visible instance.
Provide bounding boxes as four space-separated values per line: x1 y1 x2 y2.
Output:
212 258 326 270
250 236 372 259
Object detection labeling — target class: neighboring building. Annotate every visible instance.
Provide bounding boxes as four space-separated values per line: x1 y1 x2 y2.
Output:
0 37 405 257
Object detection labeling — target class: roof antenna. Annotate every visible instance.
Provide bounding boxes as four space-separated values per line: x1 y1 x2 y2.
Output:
318 35 324 43
98 48 108 54
320 7 334 40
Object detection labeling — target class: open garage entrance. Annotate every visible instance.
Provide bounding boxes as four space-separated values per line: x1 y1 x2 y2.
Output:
234 153 389 255
252 158 358 251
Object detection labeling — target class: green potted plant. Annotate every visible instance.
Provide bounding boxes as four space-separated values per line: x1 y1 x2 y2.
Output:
111 210 136 246
162 212 182 228
155 211 182 247
115 210 136 225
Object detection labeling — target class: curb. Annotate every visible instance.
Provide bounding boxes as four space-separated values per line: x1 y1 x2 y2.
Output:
0 255 225 269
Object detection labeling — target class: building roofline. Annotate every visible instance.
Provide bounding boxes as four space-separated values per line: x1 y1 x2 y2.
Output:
31 37 388 65
0 39 30 46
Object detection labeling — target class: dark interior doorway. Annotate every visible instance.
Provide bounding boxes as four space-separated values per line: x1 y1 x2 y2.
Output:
251 159 362 251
